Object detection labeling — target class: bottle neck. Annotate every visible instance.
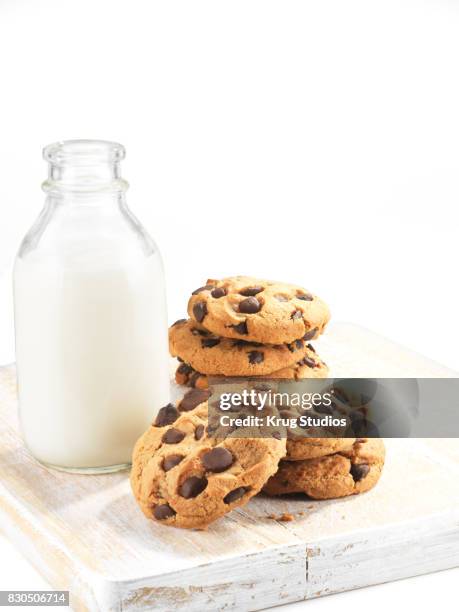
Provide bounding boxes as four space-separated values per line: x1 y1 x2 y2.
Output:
45 190 128 211
42 140 129 197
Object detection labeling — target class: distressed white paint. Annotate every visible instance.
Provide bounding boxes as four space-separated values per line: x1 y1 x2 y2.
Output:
0 323 458 611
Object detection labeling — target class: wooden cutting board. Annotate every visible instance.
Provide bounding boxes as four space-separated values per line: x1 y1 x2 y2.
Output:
0 323 458 612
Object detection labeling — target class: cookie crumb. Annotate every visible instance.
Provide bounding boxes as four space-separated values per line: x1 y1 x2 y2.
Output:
268 512 295 522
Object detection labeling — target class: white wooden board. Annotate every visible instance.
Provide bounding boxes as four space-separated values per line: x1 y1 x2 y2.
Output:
0 322 459 612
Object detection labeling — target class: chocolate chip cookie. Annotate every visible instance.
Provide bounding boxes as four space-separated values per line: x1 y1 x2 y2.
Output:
265 351 329 379
169 319 313 377
187 276 330 344
131 397 286 529
263 438 385 499
286 437 356 461
174 347 329 390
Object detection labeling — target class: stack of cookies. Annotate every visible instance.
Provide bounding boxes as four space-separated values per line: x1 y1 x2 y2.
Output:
169 276 331 387
130 389 386 529
129 276 385 530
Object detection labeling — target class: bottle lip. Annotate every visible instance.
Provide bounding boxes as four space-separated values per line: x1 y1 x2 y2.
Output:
43 139 126 166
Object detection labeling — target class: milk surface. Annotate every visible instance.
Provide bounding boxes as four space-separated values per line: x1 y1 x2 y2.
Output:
14 250 169 469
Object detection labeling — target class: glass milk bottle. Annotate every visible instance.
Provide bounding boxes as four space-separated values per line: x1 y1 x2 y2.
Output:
13 140 170 473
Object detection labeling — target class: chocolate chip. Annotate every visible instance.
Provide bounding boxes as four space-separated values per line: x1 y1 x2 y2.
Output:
302 357 316 368
248 350 264 364
295 339 303 350
193 301 208 323
162 428 186 444
303 327 318 341
191 327 210 336
211 287 227 298
162 454 184 471
153 504 176 520
231 321 248 335
201 338 220 348
252 383 271 392
314 402 333 415
176 368 191 386
202 447 234 472
224 487 248 504
195 424 205 440
171 318 186 326
291 310 303 320
350 463 370 481
179 476 208 498
177 363 193 375
189 372 201 388
155 404 180 427
307 343 316 352
297 292 313 301
239 297 261 314
240 286 263 296
192 285 214 295
179 388 211 411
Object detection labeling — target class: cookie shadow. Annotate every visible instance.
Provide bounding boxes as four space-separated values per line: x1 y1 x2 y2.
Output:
99 491 268 561
254 490 365 522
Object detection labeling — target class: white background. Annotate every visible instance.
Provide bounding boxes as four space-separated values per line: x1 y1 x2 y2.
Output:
0 0 458 610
